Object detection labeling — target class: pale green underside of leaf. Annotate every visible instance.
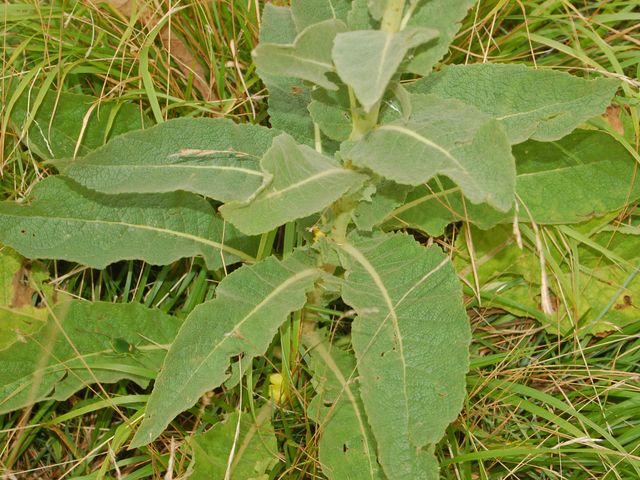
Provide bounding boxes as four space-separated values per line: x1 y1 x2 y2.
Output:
411 63 619 143
391 130 640 235
0 248 50 349
221 134 366 235
405 0 476 75
332 28 438 112
9 88 149 159
190 410 278 480
0 177 256 270
290 0 352 32
259 4 316 146
253 19 346 90
130 251 320 447
338 232 471 480
344 94 515 212
304 329 382 480
56 118 276 203
0 301 180 415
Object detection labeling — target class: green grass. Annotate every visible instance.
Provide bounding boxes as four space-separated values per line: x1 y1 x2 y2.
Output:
1 0 639 478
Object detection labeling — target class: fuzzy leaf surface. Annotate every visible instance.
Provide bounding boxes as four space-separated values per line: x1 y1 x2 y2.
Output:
131 251 320 447
259 4 316 146
411 64 618 143
343 94 515 211
0 177 256 269
0 301 180 414
290 0 351 31
337 232 470 479
253 19 346 90
404 0 476 75
304 329 382 480
392 130 640 235
56 118 276 203
332 28 438 112
9 89 148 159
190 410 277 480
221 134 366 235
308 85 352 142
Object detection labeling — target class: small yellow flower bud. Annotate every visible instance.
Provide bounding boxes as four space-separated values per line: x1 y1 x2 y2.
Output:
268 373 286 403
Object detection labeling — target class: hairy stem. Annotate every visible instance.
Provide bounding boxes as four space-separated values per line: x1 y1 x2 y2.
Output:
381 0 406 33
349 0 406 140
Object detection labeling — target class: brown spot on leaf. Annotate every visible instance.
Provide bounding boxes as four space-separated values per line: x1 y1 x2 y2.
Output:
10 261 36 308
614 294 632 310
603 105 624 135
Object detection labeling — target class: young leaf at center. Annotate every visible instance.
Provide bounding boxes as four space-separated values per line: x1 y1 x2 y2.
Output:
221 134 366 235
343 94 516 211
332 28 438 112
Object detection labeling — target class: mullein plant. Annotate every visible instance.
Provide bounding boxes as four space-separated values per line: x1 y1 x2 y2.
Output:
0 1 631 478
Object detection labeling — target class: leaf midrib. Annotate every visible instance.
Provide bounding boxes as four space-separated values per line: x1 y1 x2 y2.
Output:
0 213 255 263
162 267 318 420
263 167 351 199
70 163 264 176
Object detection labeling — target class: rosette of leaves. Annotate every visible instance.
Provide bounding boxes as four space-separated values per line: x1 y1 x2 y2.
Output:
0 1 628 478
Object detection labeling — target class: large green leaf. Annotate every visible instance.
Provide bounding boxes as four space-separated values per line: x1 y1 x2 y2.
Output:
411 64 618 143
253 19 346 90
9 88 149 159
0 176 256 270
405 0 476 75
304 329 382 480
337 232 470 480
221 134 366 235
190 410 278 480
0 301 180 415
0 248 50 349
56 118 276 203
343 94 515 211
332 28 438 112
259 4 316 146
290 0 351 31
130 251 320 447
392 130 640 235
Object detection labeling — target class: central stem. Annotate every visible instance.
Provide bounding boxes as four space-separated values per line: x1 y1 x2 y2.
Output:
381 0 406 33
350 0 406 140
